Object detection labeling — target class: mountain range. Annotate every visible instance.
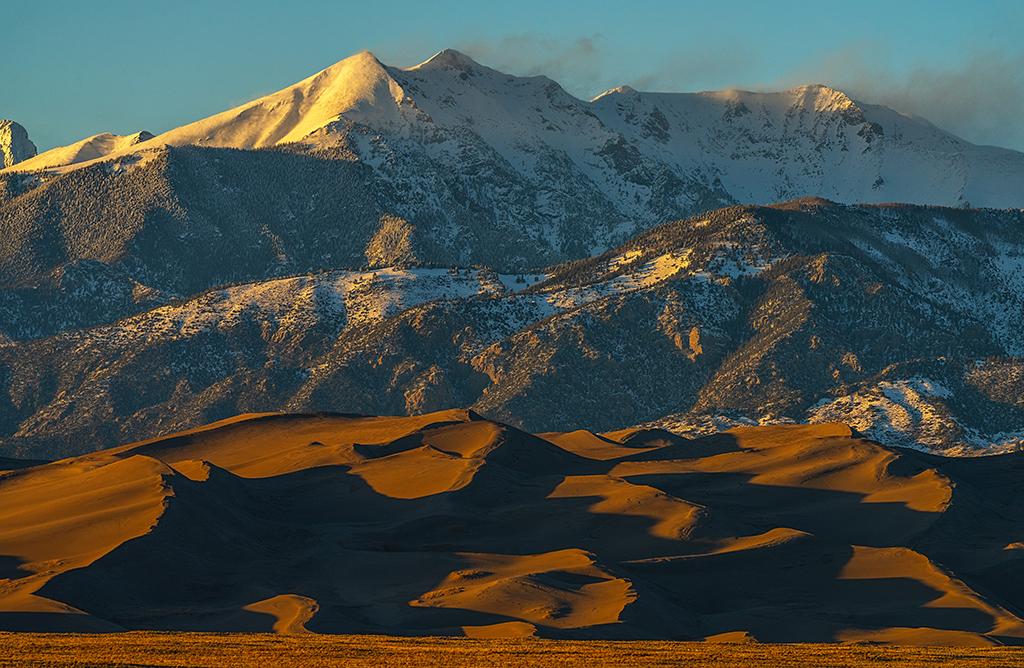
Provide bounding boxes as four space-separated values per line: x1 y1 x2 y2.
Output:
9 50 1024 209
1 49 1023 459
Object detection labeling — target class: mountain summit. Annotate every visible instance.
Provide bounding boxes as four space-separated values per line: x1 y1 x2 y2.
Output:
122 50 411 151
411 48 484 71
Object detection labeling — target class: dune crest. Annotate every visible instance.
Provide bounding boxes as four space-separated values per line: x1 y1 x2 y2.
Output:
243 595 320 634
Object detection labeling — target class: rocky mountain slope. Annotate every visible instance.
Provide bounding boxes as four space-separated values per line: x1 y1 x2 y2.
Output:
1 411 1022 644
0 146 387 335
2 200 1022 458
0 121 36 169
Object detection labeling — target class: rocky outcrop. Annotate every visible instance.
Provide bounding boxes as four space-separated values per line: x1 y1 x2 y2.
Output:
0 120 36 168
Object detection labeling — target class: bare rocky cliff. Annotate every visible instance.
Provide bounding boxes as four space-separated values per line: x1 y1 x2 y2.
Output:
0 120 36 168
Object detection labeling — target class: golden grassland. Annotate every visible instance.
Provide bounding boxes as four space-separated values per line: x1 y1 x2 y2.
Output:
1 634 1023 668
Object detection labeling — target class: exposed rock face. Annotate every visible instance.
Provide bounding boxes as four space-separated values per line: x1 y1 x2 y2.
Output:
365 214 417 268
0 120 37 168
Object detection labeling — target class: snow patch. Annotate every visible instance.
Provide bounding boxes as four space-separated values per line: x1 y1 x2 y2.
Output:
808 378 1021 456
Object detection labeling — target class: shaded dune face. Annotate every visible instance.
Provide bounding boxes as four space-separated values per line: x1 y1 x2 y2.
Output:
0 412 1022 645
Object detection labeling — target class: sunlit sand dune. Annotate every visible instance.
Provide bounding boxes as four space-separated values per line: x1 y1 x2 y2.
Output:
0 410 1022 646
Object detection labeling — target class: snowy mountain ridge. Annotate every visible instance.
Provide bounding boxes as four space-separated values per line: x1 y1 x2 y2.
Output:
14 130 154 171
7 48 1023 216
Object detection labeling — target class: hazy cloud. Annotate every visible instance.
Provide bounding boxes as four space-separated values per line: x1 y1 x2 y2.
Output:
452 35 761 101
454 34 609 96
753 43 1022 150
627 47 757 94
830 50 1024 151
450 35 1024 151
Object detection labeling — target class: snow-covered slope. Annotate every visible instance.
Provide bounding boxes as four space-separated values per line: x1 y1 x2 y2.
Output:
102 266 511 339
0 120 36 168
7 49 1022 214
13 130 153 171
120 51 413 151
807 378 1024 456
592 84 1024 209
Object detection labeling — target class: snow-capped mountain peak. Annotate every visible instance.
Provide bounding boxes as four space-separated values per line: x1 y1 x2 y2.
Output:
787 83 857 110
591 85 638 101
143 49 411 148
409 48 484 72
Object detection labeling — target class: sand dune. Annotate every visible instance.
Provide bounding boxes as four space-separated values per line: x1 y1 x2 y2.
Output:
244 594 320 634
0 410 1022 645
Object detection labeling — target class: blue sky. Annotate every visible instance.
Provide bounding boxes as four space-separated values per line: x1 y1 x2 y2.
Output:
6 0 1023 151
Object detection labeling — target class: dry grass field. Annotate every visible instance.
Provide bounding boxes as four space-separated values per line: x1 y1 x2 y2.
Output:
1 633 1024 668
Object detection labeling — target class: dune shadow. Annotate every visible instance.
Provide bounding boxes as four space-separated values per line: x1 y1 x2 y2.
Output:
0 610 123 633
826 575 996 634
624 469 941 548
0 555 26 581
33 462 510 633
